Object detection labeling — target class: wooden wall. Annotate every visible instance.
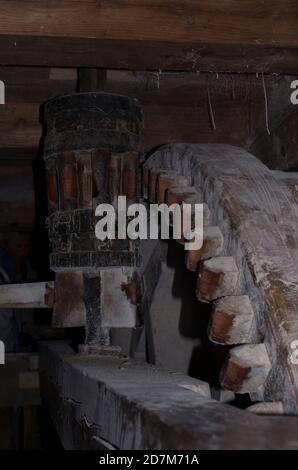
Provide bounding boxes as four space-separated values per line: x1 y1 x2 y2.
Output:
0 67 76 230
0 66 297 164
0 161 35 231
0 67 76 151
0 66 297 230
102 70 297 167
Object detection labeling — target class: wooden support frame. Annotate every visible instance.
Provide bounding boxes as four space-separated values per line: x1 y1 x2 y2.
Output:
40 341 298 450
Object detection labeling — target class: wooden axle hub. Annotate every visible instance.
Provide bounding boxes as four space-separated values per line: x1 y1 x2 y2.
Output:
43 92 144 338
43 92 143 213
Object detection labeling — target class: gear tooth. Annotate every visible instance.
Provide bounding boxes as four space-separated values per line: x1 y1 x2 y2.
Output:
196 256 239 303
220 344 271 394
157 174 189 203
185 226 224 271
208 295 255 345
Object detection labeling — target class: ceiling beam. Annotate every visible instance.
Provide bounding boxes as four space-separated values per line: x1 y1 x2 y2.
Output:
0 1 298 72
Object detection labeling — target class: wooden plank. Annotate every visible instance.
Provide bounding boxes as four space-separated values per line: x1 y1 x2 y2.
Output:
0 282 54 309
0 0 297 45
0 67 76 152
0 1 298 71
103 72 296 156
0 67 76 103
2 35 298 73
142 104 249 150
0 102 41 148
0 68 294 160
40 340 298 450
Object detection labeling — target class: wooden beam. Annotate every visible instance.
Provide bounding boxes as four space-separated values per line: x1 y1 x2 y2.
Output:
1 0 297 45
0 282 54 309
0 67 76 153
40 341 298 450
0 1 298 72
2 36 298 73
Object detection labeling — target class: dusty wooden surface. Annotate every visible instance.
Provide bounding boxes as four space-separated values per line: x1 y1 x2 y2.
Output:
40 341 298 450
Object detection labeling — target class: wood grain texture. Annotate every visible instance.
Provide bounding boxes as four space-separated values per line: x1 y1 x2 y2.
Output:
0 1 296 45
0 2 298 71
0 282 54 309
39 340 298 450
145 143 298 412
2 36 298 72
0 68 295 170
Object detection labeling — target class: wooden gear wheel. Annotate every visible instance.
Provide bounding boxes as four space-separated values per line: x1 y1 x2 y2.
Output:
142 143 298 416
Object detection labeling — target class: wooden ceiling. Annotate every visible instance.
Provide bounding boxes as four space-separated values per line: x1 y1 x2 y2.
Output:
0 1 298 73
0 67 296 168
0 1 297 170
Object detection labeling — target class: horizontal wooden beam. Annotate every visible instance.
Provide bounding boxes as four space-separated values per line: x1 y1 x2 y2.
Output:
1 1 297 45
0 1 298 71
0 282 54 309
40 341 298 450
2 35 298 73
